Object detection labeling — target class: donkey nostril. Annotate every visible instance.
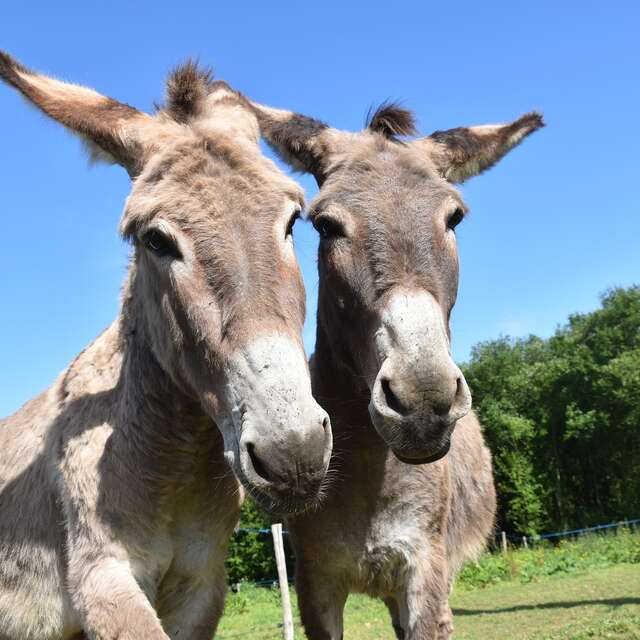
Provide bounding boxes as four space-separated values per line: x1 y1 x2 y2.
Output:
452 376 465 406
322 416 330 432
432 377 462 418
434 377 463 417
433 400 452 417
246 443 274 483
381 378 408 416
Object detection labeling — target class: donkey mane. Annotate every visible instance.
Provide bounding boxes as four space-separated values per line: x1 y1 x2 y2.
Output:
366 102 417 139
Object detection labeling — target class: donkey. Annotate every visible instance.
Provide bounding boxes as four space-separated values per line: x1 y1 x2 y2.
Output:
251 101 543 638
0 52 332 640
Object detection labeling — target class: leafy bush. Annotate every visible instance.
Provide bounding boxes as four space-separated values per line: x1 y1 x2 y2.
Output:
226 499 276 584
457 528 640 591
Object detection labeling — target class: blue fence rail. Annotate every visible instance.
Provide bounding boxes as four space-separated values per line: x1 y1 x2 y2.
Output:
231 518 640 587
232 518 640 586
236 527 278 534
494 517 640 545
239 518 640 545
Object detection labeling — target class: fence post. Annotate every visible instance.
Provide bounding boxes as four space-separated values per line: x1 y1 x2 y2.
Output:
271 523 294 640
501 531 508 554
522 536 528 549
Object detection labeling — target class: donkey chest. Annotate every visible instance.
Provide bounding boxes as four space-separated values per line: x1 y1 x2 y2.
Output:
169 467 241 565
297 447 446 594
128 525 216 610
312 493 426 595
131 465 242 599
355 504 425 588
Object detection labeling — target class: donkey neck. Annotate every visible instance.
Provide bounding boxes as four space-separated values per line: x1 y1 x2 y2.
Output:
119 325 205 438
69 297 225 506
115 272 209 442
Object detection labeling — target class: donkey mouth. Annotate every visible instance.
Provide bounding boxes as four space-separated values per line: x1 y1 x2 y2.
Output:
249 484 326 516
392 438 451 465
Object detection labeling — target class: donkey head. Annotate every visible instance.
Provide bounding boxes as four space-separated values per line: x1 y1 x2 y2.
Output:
0 52 332 510
252 100 542 464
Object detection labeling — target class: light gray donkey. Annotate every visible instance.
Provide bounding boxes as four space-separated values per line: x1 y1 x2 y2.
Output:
0 52 332 640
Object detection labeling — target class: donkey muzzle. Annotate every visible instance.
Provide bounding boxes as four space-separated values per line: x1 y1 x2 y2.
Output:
368 289 472 461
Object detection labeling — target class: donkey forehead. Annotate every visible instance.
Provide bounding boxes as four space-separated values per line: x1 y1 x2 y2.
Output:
146 131 302 198
125 134 303 230
312 144 462 222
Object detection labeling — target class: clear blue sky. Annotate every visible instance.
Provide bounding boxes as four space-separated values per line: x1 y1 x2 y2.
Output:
1 2 638 417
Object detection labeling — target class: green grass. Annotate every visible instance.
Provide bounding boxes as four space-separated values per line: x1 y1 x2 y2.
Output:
452 563 639 640
217 531 640 639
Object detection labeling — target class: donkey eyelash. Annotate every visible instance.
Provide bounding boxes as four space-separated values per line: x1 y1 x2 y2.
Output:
446 208 465 231
313 215 346 240
141 228 182 260
285 211 301 238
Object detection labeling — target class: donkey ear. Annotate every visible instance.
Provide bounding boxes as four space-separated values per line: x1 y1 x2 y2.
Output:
0 50 154 176
248 102 346 186
418 112 544 183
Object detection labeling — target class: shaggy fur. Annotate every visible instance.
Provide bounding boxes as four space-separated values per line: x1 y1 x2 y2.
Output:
251 98 543 638
0 52 328 640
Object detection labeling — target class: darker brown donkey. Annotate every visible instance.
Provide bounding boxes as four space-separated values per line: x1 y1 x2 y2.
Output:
252 100 543 638
0 53 332 640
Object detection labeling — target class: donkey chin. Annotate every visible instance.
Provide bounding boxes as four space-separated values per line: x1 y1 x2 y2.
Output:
216 417 332 515
243 481 329 517
368 407 457 465
219 428 331 516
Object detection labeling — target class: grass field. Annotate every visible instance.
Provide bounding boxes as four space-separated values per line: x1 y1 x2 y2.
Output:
217 564 640 639
217 531 640 639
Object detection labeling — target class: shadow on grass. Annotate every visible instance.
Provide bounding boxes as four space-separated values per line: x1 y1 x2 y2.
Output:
454 597 640 616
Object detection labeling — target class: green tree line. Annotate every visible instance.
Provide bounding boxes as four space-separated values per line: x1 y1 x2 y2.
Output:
462 286 640 535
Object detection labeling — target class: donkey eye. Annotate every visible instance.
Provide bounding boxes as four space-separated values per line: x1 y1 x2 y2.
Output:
313 216 345 240
446 208 465 231
285 211 300 239
142 229 181 259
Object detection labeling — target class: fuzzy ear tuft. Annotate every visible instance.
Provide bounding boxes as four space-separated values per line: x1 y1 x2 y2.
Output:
164 60 217 123
366 102 417 138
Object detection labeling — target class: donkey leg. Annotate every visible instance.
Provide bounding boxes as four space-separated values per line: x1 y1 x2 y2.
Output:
67 555 169 640
296 567 348 640
161 583 226 640
435 597 454 640
159 559 228 639
384 596 405 640
434 573 455 640
396 557 448 640
396 588 440 640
